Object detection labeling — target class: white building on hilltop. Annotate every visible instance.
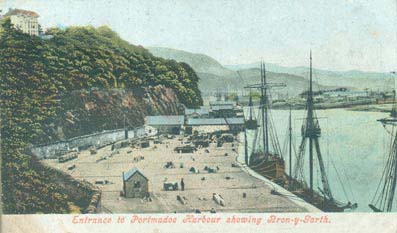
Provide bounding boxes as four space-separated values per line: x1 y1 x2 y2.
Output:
4 8 39 36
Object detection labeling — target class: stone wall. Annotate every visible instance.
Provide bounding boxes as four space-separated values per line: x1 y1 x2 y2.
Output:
31 126 156 159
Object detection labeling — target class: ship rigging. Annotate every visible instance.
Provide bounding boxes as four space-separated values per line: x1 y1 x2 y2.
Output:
290 51 357 212
244 62 286 182
369 73 397 212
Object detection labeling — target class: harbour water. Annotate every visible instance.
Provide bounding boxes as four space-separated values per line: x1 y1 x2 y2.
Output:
244 108 395 212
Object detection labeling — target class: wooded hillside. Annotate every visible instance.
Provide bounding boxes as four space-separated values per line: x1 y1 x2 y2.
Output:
0 19 202 213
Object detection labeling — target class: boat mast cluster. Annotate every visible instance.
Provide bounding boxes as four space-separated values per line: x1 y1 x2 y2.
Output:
369 73 397 212
244 62 285 159
244 52 358 211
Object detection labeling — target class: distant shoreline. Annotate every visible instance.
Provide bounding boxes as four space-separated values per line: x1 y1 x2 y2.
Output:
271 103 393 112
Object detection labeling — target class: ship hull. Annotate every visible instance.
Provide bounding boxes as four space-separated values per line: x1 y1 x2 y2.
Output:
287 177 344 212
249 152 286 184
249 155 345 212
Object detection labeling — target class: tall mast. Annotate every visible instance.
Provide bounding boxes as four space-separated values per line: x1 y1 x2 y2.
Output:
244 63 285 161
383 73 397 211
260 62 268 156
392 74 397 117
308 50 314 195
264 63 269 155
294 51 334 201
245 129 249 165
370 72 397 212
289 106 292 188
249 90 253 120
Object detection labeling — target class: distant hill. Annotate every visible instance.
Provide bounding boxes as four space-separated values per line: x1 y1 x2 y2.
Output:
226 62 392 91
148 47 329 95
148 47 393 95
148 47 237 78
235 68 327 97
193 69 327 97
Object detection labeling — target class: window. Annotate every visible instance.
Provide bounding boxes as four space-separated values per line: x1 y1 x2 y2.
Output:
134 181 141 188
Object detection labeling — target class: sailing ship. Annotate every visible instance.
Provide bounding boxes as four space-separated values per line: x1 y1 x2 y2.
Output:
244 62 286 184
288 51 357 212
368 77 397 212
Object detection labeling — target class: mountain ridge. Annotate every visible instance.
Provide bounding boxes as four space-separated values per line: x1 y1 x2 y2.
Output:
148 47 237 78
148 47 392 92
226 61 390 75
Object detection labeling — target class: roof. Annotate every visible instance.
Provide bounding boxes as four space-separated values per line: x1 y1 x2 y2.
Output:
146 115 185 125
5 9 39 17
326 91 368 97
185 107 210 115
211 105 234 111
123 168 148 181
187 117 244 126
209 101 235 106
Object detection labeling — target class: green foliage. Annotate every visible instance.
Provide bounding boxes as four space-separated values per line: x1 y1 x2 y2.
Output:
0 19 202 213
43 25 202 107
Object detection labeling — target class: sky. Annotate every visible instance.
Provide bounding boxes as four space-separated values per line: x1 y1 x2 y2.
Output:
1 0 397 72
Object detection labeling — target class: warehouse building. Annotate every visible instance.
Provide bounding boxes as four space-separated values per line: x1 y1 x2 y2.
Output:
209 100 236 107
184 107 210 119
186 117 244 133
145 115 185 135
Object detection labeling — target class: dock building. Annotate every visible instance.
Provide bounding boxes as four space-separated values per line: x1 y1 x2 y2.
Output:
145 115 185 135
122 168 149 198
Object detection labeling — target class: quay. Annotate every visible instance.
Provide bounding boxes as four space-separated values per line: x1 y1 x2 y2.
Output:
42 133 319 213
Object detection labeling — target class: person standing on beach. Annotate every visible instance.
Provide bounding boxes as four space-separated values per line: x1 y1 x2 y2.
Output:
181 178 185 191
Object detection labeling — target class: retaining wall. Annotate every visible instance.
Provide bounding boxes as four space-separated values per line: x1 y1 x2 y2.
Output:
31 126 155 159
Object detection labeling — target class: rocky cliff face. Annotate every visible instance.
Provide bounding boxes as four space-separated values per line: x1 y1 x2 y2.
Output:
55 85 183 140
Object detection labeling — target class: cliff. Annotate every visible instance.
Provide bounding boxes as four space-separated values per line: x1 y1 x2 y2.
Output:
58 85 183 140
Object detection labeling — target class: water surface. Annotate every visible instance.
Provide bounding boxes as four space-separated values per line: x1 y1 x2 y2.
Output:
244 108 394 212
